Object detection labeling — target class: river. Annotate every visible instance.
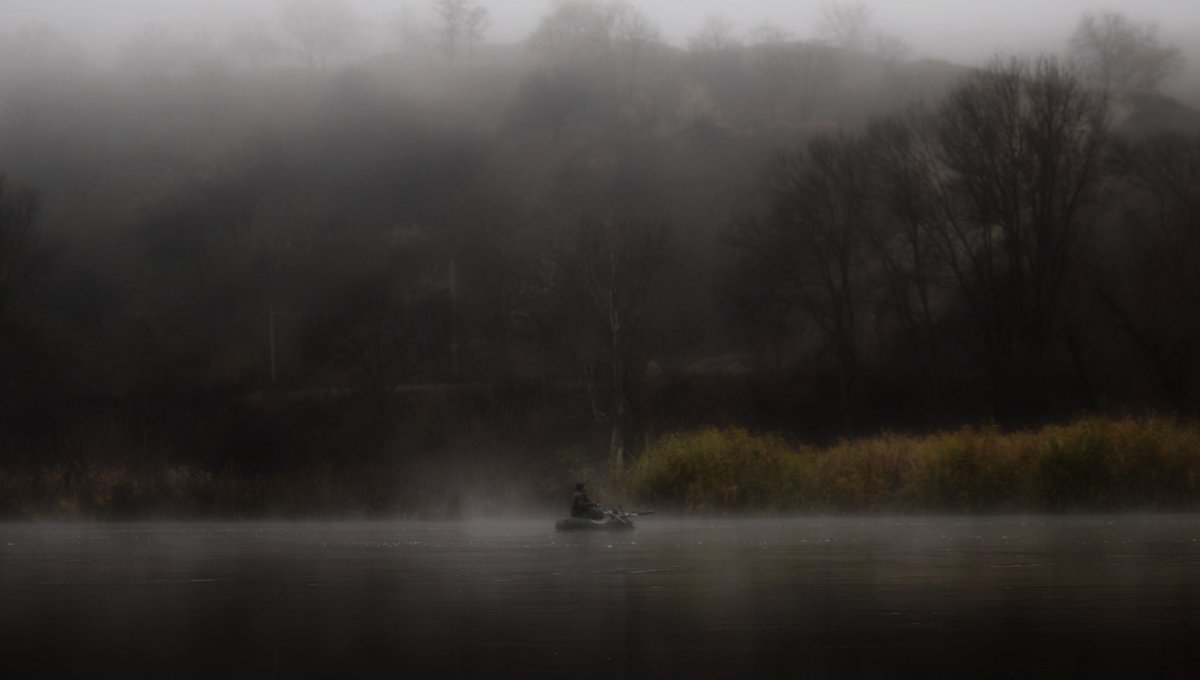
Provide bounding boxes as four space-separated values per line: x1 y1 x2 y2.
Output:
2 516 1198 678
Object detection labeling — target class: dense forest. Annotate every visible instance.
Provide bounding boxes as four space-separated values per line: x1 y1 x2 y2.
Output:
1 1 1199 516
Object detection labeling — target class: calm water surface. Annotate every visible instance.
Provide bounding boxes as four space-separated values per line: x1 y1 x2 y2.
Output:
2 516 1199 678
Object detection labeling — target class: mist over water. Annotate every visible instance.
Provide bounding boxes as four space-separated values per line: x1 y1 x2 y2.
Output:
3 517 1198 677
1 1 1200 674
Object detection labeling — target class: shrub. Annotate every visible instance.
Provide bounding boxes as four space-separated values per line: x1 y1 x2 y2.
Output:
630 417 1200 513
630 428 815 512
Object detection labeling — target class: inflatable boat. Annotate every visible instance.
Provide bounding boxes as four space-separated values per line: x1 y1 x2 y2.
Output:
555 509 652 532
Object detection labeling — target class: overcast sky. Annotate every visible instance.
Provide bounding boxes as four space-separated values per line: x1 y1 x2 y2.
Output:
5 0 1199 65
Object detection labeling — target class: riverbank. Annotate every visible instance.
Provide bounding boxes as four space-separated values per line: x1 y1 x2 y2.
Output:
3 416 1197 519
0 447 571 520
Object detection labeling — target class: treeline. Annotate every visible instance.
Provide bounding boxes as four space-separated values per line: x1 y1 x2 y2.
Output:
0 3 1197 485
731 56 1197 425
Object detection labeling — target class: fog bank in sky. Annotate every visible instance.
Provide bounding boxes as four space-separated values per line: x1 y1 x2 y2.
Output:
4 0 1198 65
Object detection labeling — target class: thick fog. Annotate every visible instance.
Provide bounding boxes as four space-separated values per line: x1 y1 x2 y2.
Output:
4 9 1200 680
6 0 1199 64
1 0 1199 519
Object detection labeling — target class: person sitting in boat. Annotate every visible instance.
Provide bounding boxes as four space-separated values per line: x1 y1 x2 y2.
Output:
571 482 604 520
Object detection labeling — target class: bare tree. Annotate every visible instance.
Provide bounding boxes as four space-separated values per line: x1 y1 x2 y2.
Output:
529 0 616 65
0 176 50 324
866 113 944 404
745 24 835 122
686 15 745 113
736 58 1106 416
535 214 666 472
870 32 912 65
432 0 491 62
1099 132 1200 409
278 0 357 69
529 1 661 100
929 57 1108 409
1069 12 1184 93
688 15 740 53
817 2 909 64
226 20 281 70
393 5 431 54
464 4 491 58
609 2 662 99
0 176 55 406
747 21 793 46
746 23 796 122
817 1 873 51
734 133 874 416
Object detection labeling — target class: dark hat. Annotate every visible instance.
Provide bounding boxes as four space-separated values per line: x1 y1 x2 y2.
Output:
575 482 585 491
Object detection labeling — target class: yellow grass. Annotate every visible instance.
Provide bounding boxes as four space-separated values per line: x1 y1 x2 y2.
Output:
629 417 1200 513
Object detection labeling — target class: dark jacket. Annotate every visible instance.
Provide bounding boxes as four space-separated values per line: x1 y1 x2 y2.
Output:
571 491 595 518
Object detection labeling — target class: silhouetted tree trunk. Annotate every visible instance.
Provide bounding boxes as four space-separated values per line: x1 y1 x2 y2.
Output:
535 214 666 472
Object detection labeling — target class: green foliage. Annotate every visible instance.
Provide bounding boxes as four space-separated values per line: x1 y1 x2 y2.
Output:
630 418 1200 513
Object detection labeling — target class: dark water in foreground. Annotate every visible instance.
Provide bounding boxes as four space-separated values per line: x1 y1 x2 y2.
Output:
2 517 1199 679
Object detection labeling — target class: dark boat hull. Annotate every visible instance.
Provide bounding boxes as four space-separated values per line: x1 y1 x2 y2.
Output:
555 516 634 531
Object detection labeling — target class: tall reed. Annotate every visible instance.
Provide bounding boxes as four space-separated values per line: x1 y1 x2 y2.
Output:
629 417 1200 513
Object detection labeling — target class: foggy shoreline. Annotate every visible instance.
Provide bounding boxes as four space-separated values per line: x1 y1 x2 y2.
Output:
2 2 1199 524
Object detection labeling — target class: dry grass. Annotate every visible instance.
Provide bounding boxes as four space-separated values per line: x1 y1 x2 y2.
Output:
628 428 817 512
5 416 1198 518
629 417 1200 513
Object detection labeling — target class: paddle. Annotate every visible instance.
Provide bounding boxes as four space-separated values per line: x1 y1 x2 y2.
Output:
604 508 631 525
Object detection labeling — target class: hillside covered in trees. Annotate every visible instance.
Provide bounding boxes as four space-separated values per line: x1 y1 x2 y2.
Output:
1 1 1199 516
